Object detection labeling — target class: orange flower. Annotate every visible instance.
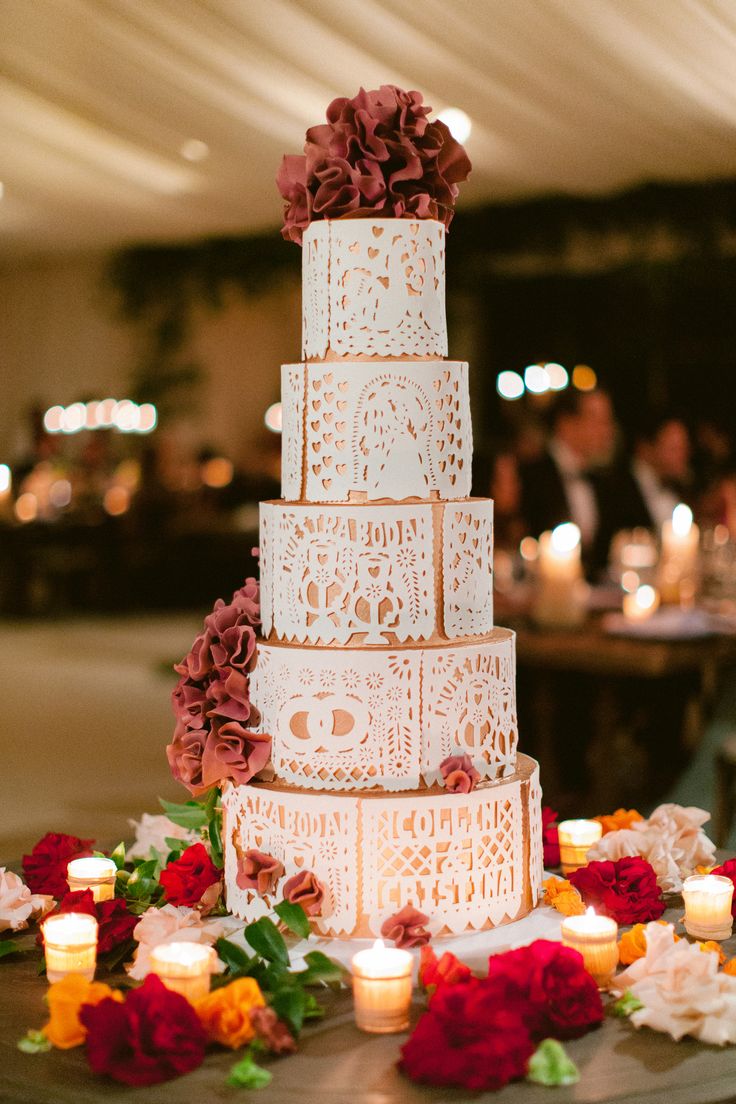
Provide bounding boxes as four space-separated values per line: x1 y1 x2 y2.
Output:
195 977 265 1048
43 973 122 1049
699 940 727 966
542 876 585 916
618 921 678 965
723 957 736 976
695 865 715 875
594 809 644 835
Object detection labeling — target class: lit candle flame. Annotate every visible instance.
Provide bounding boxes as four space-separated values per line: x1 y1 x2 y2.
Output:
671 503 693 537
550 522 581 554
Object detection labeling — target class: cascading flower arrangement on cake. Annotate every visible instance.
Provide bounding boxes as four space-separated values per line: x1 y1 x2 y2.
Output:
276 85 471 244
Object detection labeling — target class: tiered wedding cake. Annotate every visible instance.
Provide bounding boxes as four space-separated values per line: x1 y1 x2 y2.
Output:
223 91 543 940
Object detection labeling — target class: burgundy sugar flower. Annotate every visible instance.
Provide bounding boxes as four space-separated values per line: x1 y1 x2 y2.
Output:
439 753 480 794
542 806 561 868
39 890 137 954
381 905 431 948
277 85 471 244
569 856 666 925
236 850 284 896
282 870 326 917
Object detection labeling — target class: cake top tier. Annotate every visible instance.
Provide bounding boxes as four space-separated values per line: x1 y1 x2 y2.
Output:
276 85 471 247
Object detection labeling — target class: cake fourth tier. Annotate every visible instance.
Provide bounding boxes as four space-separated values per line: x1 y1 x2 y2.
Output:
224 754 543 940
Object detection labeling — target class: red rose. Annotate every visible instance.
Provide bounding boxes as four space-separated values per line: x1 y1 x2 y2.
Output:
711 858 736 918
159 843 221 908
400 978 533 1091
381 905 431 948
419 944 472 990
40 890 137 954
569 857 665 924
484 941 603 1041
22 832 95 897
542 806 560 868
282 870 326 917
80 973 206 1085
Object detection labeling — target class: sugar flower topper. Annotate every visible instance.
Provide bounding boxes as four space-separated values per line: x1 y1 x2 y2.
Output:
277 85 471 244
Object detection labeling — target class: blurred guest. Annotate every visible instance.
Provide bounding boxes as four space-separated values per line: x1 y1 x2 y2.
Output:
488 444 525 551
519 389 615 559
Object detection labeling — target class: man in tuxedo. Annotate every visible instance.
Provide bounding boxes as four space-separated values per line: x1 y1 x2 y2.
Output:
519 389 615 574
595 414 692 558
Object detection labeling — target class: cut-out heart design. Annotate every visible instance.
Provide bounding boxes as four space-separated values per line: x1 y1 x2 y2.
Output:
324 391 334 403
439 461 446 472
322 478 332 490
312 464 322 475
311 442 320 452
368 247 379 259
324 412 334 423
438 440 445 452
372 225 384 238
457 459 464 470
444 370 451 382
457 439 462 451
323 371 333 384
377 276 389 289
311 420 320 431
324 432 334 444
312 400 321 411
433 379 441 391
410 222 419 234
338 380 348 392
348 241 360 253
336 401 347 411
335 440 346 451
313 379 322 391
336 463 346 474
323 456 333 467
336 421 346 432
450 474 457 485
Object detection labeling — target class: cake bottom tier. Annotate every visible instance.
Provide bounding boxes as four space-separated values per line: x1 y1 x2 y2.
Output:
223 754 543 940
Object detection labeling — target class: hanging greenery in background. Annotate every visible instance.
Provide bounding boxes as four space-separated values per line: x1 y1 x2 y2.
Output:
105 178 736 419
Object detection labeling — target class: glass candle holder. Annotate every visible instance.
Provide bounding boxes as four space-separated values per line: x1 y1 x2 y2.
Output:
149 942 217 1003
561 908 618 988
682 875 734 940
557 819 602 875
351 939 413 1034
42 912 98 983
67 856 117 902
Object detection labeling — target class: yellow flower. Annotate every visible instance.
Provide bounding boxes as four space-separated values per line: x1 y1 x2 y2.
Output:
543 876 585 916
43 973 122 1049
695 865 715 875
594 808 644 835
699 940 727 966
618 921 677 965
195 977 265 1048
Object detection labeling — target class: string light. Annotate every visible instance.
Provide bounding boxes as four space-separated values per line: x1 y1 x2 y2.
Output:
496 371 525 400
572 365 597 391
43 400 157 434
264 402 283 432
524 364 551 394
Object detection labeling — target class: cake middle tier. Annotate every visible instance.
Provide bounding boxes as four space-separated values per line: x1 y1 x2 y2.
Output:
260 499 494 645
252 631 517 791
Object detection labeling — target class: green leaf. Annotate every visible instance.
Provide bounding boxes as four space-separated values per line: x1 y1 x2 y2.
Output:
100 938 137 973
612 990 644 1018
271 985 307 1035
526 1039 580 1087
208 812 224 869
215 937 252 974
245 917 289 967
302 992 325 1021
17 1029 52 1055
159 797 209 830
0 941 25 961
227 1050 272 1090
297 950 344 987
274 900 310 940
164 837 190 855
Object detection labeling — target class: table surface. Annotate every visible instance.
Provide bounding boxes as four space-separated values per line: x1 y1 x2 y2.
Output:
4 903 736 1104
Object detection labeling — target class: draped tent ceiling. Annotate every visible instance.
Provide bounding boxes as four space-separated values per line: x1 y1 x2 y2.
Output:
3 0 736 259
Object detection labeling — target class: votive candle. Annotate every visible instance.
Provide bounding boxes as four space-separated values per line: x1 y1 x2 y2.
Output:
149 942 217 1002
623 584 660 622
557 819 602 875
351 939 413 1034
682 875 734 941
561 908 618 988
42 912 98 983
67 856 117 902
